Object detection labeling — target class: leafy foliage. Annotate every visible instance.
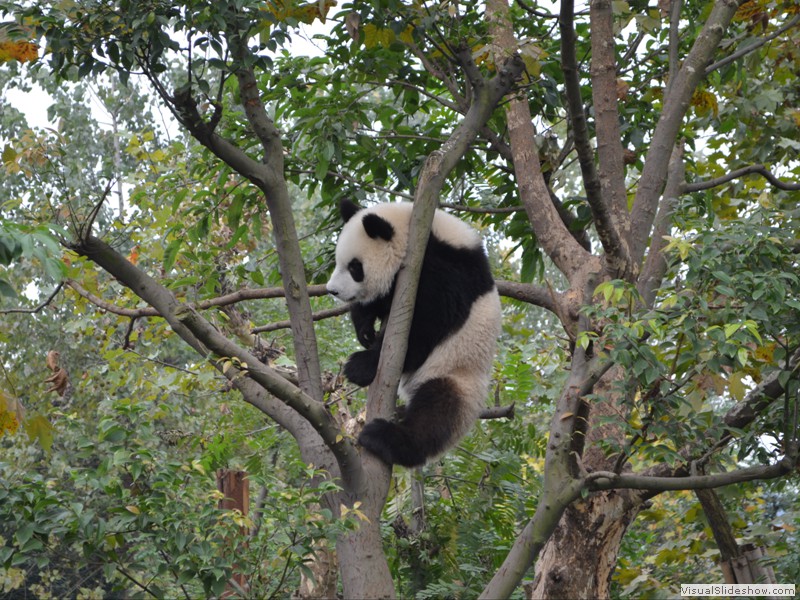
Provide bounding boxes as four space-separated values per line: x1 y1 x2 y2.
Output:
1 0 799 596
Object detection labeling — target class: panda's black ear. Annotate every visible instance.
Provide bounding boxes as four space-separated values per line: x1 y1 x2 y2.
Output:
362 213 394 241
340 199 361 223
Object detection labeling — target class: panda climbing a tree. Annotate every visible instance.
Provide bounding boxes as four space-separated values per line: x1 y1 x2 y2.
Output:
327 200 502 467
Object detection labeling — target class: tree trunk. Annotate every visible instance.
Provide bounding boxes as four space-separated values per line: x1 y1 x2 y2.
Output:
530 367 641 598
529 491 642 599
337 519 395 599
295 538 338 599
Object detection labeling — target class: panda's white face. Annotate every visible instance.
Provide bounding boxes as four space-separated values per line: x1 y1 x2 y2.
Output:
326 203 410 304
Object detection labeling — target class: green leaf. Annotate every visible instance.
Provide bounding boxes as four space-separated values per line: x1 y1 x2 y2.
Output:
16 523 34 547
0 278 17 298
163 239 182 272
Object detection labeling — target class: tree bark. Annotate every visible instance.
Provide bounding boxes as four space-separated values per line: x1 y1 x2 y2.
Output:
528 491 641 599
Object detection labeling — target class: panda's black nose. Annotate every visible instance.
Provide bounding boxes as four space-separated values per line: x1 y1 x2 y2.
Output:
327 286 339 297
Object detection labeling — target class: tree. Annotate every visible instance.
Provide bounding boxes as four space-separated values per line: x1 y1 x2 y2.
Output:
1 0 799 597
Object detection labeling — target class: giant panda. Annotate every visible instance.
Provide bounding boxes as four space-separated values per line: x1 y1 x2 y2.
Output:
326 199 502 467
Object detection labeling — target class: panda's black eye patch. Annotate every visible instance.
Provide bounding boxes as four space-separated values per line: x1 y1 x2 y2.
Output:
348 258 364 282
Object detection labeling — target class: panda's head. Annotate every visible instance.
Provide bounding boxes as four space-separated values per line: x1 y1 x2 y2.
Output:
326 200 410 304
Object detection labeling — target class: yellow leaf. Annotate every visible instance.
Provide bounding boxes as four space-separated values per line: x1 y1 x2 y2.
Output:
520 43 546 79
362 23 379 49
0 405 19 436
24 414 54 452
265 0 336 25
126 505 140 515
690 89 719 118
728 372 746 401
753 342 775 363
398 25 414 45
0 41 38 63
362 23 394 49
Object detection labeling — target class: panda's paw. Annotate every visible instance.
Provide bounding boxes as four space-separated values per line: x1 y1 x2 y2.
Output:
343 350 378 387
358 419 397 464
358 418 427 468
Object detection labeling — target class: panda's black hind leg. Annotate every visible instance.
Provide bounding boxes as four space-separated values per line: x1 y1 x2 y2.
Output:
358 377 463 467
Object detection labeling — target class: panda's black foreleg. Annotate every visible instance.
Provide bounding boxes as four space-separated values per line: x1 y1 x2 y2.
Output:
358 377 462 467
350 304 379 348
343 348 381 387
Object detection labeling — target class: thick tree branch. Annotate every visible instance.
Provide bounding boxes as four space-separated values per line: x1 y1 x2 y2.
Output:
487 0 597 285
370 48 525 430
559 0 602 225
70 235 360 480
223 28 324 404
480 274 601 599
639 143 685 306
334 48 525 598
587 458 794 492
495 280 561 314
683 164 800 192
630 0 741 265
724 348 800 430
589 0 634 278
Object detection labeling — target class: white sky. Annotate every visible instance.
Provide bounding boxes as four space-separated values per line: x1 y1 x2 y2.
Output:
4 21 330 131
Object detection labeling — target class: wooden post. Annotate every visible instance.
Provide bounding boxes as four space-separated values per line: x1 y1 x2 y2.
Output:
217 469 249 597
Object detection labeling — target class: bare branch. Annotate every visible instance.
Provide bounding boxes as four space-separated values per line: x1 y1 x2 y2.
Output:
587 458 794 492
441 203 521 214
683 164 800 192
406 38 464 107
66 279 330 319
705 14 800 75
252 305 350 334
480 404 515 420
666 0 683 98
0 282 64 315
516 0 559 19
384 78 462 113
225 30 324 404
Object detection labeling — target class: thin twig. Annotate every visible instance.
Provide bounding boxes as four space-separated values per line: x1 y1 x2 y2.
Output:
0 282 64 314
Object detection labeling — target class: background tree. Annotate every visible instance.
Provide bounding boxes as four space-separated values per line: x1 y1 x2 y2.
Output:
1 0 799 598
